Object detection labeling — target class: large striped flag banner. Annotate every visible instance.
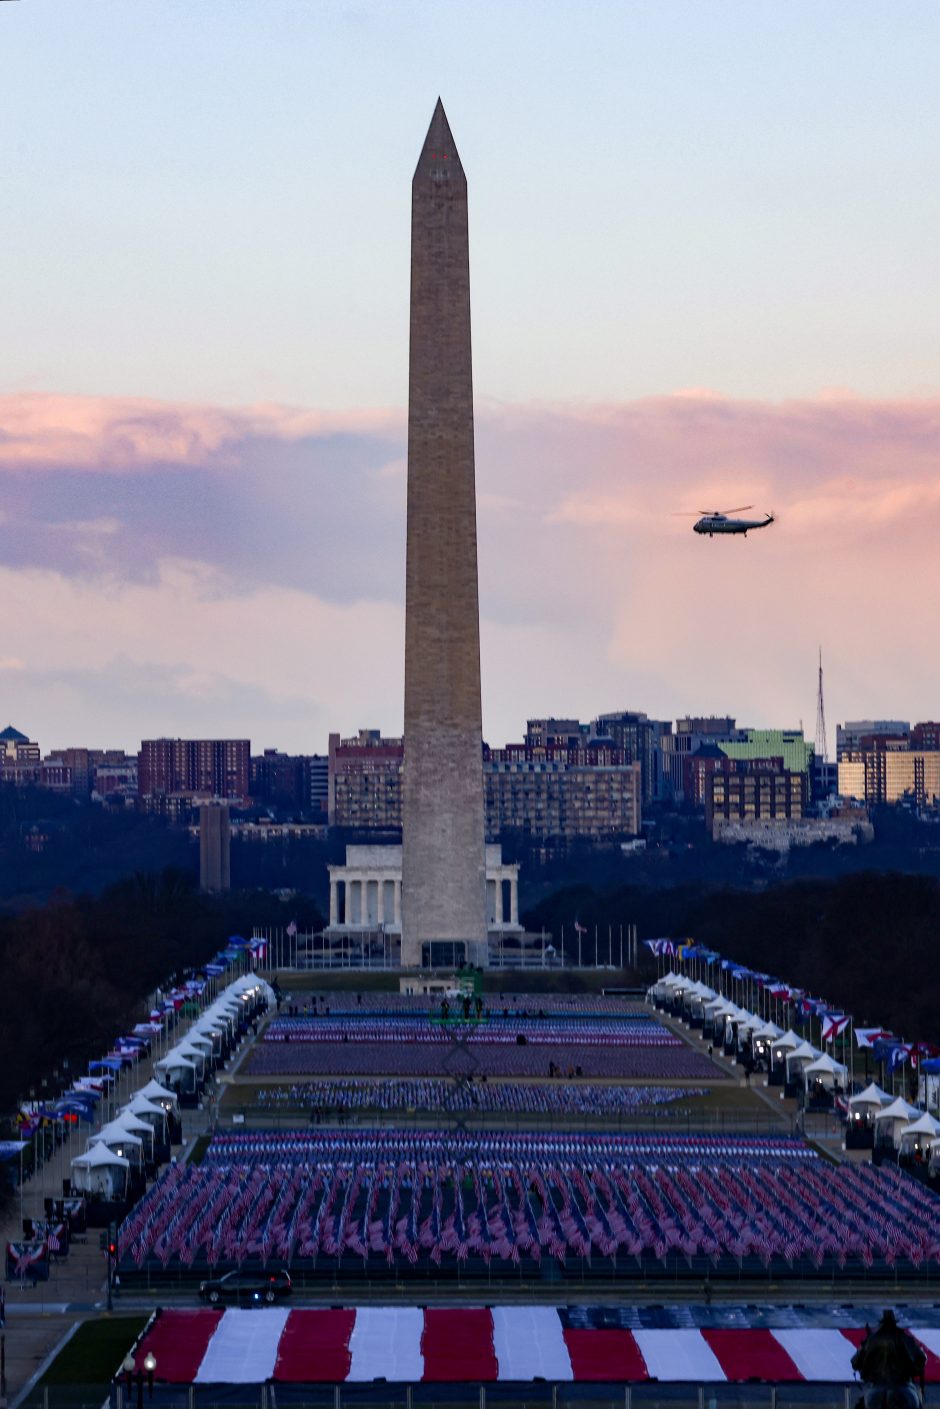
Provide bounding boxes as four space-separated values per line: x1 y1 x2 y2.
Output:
129 1308 940 1385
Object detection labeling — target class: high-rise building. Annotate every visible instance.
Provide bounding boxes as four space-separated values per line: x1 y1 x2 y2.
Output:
718 728 815 777
658 717 740 801
44 747 95 795
401 101 488 969
42 747 137 797
525 719 588 749
328 731 403 831
838 750 940 809
484 745 641 844
911 722 940 752
0 725 41 784
328 726 642 845
138 738 250 809
592 711 671 805
706 761 807 830
836 720 910 759
250 750 329 817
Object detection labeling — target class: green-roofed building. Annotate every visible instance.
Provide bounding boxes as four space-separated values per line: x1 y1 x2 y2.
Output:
718 729 815 776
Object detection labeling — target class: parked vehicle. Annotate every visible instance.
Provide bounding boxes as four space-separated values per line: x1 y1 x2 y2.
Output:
198 1270 292 1305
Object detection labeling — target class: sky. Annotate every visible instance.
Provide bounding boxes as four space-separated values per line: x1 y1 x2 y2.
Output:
1 0 938 753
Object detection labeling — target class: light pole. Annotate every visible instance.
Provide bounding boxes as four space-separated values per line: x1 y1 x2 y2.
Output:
122 1352 157 1409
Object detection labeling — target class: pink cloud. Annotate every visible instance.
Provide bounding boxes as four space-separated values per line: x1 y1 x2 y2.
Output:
0 393 401 471
2 388 939 749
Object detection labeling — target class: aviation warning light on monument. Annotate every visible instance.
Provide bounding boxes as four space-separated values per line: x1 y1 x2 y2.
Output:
677 505 776 537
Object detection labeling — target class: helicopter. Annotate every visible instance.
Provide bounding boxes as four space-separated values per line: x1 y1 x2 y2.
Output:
677 505 776 537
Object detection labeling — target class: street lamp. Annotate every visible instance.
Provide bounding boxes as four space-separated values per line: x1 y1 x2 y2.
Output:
121 1352 157 1409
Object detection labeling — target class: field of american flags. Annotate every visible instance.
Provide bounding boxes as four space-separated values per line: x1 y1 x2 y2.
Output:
115 1129 940 1284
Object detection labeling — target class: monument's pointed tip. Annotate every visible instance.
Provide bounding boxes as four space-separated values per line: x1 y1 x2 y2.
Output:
416 97 462 176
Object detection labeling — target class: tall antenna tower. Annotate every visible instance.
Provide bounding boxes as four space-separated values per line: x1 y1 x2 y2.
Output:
815 647 829 764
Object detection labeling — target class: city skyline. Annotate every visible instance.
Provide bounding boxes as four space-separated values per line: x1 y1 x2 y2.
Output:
2 1 939 750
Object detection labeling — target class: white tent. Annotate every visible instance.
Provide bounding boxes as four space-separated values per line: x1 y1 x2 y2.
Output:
137 1078 179 1109
184 1031 214 1056
71 1142 130 1197
873 1096 921 1148
899 1112 940 1163
754 1021 784 1041
89 1123 145 1165
173 1042 208 1084
155 1050 198 1092
193 1018 225 1046
874 1096 920 1122
156 1049 197 1072
900 1111 940 1140
771 1030 805 1066
127 1094 166 1120
786 1042 821 1080
849 1082 891 1111
109 1111 156 1155
804 1052 848 1090
127 1095 169 1138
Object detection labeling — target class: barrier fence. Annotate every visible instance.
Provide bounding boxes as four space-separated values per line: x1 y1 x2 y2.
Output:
19 1383 940 1409
212 1106 838 1141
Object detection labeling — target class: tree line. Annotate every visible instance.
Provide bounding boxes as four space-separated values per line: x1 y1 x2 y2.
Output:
523 870 940 1041
0 870 323 1118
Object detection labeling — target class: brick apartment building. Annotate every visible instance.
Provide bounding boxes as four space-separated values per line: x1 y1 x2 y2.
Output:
327 728 641 844
137 738 250 811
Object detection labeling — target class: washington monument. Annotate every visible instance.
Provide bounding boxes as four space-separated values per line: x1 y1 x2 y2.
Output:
401 99 488 968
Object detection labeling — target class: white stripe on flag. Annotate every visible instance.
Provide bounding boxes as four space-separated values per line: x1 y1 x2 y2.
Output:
348 1307 424 1382
910 1328 940 1359
491 1307 573 1381
772 1330 857 1382
632 1330 725 1382
194 1307 290 1383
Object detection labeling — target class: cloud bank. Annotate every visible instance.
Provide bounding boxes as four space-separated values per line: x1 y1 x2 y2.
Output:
1 391 938 752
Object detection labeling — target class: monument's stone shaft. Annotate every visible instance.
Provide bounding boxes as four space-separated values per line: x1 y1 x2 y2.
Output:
401 99 487 968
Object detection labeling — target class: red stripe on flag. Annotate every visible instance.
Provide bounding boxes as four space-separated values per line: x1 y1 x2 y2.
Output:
913 1340 940 1384
421 1309 498 1381
134 1309 223 1382
562 1329 648 1382
842 1330 869 1349
913 1340 940 1383
274 1310 356 1382
702 1329 805 1382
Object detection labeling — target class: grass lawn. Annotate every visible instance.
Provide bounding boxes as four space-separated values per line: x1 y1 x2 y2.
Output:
277 972 398 992
39 1316 150 1386
271 969 647 995
188 1133 212 1165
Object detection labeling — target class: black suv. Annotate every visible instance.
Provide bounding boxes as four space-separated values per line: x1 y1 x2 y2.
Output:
198 1270 292 1305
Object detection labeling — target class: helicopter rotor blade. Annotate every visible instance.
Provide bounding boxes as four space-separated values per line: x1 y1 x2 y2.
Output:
718 505 753 514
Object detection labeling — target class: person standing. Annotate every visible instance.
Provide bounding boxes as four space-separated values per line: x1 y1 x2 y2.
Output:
851 1310 926 1409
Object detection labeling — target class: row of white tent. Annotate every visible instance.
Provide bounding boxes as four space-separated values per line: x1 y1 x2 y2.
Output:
651 972 849 1093
653 971 940 1156
847 1084 940 1162
69 974 273 1200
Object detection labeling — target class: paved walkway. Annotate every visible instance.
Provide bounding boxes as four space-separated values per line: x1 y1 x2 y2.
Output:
1 1006 219 1405
653 1005 860 1160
